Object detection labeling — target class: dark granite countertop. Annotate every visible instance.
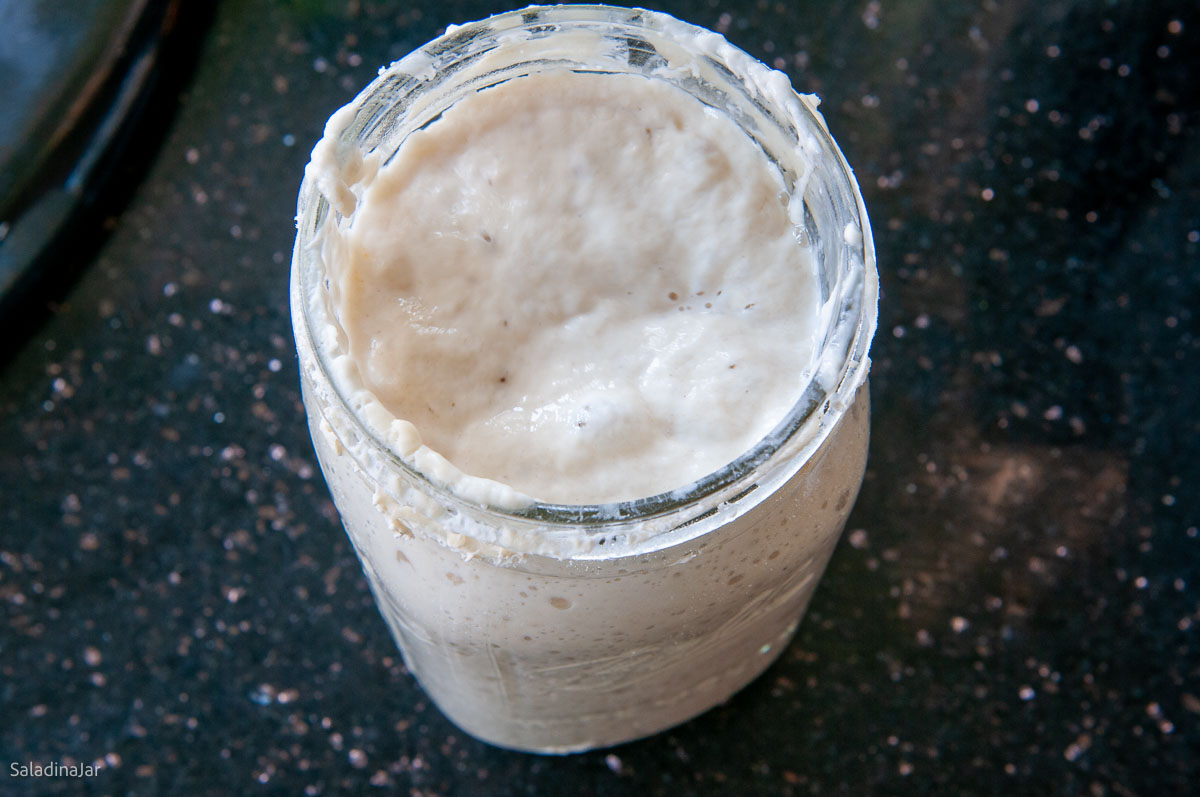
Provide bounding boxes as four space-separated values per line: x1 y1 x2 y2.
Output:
2 1 1197 794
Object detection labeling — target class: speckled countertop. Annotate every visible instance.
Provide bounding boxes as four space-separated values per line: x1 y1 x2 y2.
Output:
2 1 1197 794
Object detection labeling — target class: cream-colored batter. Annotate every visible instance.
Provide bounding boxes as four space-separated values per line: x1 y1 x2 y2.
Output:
293 5 878 753
319 71 819 505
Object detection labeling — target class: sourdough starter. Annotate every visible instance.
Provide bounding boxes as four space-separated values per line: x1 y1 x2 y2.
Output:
292 5 876 753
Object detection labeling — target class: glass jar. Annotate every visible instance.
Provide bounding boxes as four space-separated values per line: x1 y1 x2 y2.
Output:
290 4 877 753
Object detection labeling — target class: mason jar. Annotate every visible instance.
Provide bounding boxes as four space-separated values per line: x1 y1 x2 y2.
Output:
290 4 878 754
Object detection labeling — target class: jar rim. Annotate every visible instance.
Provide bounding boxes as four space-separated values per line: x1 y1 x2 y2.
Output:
291 4 877 548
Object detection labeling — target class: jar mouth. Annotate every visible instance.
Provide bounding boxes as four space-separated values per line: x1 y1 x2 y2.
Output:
293 4 877 535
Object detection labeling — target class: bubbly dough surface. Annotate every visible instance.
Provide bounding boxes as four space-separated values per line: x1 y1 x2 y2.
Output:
329 71 818 504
